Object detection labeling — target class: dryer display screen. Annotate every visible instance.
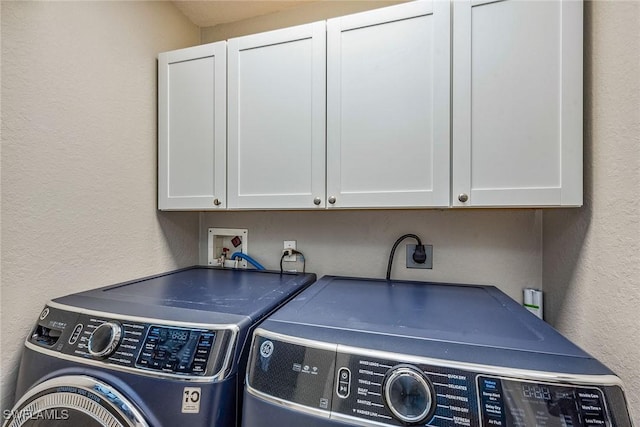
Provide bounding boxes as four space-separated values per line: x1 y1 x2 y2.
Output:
478 376 609 426
136 326 215 375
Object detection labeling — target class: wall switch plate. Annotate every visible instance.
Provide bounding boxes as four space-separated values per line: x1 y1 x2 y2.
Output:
284 240 297 262
406 244 433 269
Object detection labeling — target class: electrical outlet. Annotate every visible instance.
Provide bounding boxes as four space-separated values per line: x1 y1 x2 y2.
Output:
406 244 433 269
284 240 296 262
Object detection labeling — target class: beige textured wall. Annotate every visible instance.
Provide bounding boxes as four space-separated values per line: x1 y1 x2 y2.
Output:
0 1 200 409
543 0 640 422
201 0 405 42
200 210 543 302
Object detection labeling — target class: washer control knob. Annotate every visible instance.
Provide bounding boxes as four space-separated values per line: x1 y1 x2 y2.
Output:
383 365 434 425
88 321 122 359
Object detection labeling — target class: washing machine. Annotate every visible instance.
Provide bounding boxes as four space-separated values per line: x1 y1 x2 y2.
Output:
243 276 633 427
4 266 315 427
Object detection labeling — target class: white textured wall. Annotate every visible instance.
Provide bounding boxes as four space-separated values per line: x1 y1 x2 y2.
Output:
1 1 200 410
200 209 543 303
543 0 640 422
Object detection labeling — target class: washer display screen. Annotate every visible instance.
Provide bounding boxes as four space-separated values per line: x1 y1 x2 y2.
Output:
478 376 609 426
135 325 215 375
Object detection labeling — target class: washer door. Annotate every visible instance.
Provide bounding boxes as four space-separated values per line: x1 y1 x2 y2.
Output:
4 375 148 427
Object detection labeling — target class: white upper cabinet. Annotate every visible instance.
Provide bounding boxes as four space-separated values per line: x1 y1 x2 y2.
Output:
158 42 227 210
452 0 583 207
326 1 451 208
228 22 326 209
157 0 583 211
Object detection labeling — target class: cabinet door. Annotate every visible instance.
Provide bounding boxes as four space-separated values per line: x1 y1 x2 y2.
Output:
228 22 326 209
452 0 583 207
158 42 227 210
326 1 451 208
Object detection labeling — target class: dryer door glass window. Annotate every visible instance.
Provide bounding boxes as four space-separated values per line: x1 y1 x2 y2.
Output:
5 376 147 427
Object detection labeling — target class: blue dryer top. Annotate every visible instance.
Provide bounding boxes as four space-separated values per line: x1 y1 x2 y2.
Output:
53 267 316 326
263 276 599 366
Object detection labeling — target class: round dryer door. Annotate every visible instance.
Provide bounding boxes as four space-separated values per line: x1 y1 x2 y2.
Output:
3 375 148 427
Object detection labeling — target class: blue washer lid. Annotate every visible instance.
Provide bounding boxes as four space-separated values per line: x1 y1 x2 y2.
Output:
267 276 591 359
54 267 316 323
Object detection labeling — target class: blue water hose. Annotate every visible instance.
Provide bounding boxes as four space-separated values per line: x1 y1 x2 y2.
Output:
230 252 266 270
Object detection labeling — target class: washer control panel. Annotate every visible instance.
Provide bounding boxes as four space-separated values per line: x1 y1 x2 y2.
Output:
333 352 477 426
28 305 232 378
247 332 628 427
477 376 610 427
135 325 215 375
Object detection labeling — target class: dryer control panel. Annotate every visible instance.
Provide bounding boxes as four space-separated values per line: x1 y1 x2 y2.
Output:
247 332 631 427
27 305 235 379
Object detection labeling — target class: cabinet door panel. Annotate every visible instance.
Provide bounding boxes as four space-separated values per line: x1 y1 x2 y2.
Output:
327 1 450 208
158 42 226 210
452 0 582 207
228 22 326 209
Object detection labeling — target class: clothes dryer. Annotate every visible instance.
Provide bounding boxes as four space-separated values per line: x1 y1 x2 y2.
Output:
243 276 632 427
4 266 315 427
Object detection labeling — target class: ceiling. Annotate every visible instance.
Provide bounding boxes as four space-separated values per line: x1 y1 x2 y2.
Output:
171 1 317 28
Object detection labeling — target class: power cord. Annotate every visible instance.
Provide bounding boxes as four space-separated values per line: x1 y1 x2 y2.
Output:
280 249 306 274
386 234 427 281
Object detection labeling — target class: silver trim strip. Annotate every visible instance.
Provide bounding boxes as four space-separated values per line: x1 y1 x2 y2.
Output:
337 343 624 388
3 375 148 427
48 300 241 331
26 302 240 383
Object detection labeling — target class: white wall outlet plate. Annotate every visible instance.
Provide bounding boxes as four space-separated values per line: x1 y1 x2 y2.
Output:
284 240 296 262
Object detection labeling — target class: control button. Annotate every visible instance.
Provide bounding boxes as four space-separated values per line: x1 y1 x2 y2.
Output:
137 358 149 367
88 322 123 359
196 348 210 357
163 361 177 371
198 333 215 346
176 362 190 372
68 324 83 345
150 360 162 369
192 363 206 374
383 365 434 425
337 368 351 398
